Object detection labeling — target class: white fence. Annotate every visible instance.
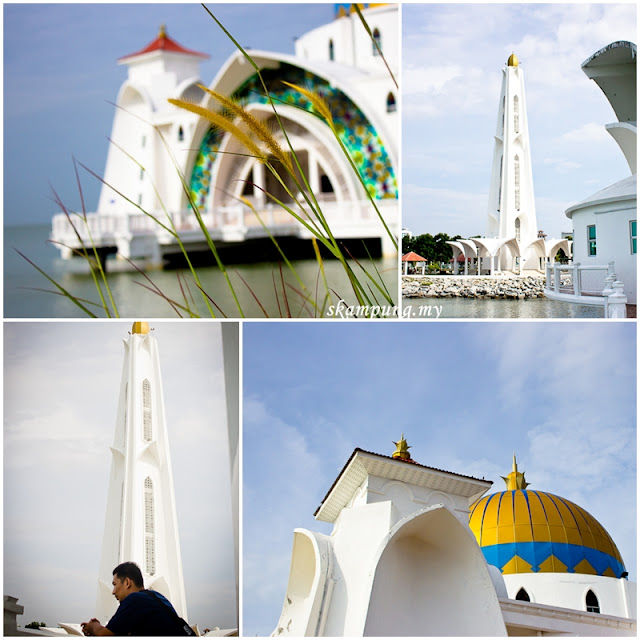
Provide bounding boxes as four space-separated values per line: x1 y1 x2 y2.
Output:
545 261 628 317
545 261 615 299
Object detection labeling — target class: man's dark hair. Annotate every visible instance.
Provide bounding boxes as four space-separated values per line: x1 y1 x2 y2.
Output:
113 562 144 588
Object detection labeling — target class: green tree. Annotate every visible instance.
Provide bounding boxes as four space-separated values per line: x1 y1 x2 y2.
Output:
25 622 46 629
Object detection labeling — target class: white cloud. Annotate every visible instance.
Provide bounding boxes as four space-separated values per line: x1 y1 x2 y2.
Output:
402 3 636 236
543 158 582 171
561 122 612 144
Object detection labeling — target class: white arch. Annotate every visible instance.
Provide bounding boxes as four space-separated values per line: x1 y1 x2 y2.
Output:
272 528 332 637
363 504 507 636
202 103 360 213
116 81 153 111
182 48 398 208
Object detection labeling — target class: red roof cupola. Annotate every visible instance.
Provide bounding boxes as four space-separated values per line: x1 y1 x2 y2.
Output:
118 24 209 63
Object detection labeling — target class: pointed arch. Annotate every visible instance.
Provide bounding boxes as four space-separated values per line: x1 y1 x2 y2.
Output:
386 92 396 113
364 505 506 636
586 589 600 613
515 587 530 601
329 39 334 61
372 28 382 56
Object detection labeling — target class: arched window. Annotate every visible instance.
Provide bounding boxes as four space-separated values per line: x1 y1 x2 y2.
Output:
514 154 520 211
329 39 334 61
386 92 396 113
498 155 503 212
513 95 520 133
586 590 600 613
178 125 184 142
142 379 152 442
515 217 521 241
372 28 381 56
515 587 530 602
144 477 156 576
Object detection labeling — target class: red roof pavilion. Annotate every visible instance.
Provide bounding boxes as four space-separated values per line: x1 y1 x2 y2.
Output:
401 251 427 262
118 25 209 62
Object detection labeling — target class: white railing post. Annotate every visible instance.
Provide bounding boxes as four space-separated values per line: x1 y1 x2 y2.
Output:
573 262 581 297
607 281 627 318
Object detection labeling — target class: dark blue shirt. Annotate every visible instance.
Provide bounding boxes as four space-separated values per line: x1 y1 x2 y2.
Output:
106 590 186 636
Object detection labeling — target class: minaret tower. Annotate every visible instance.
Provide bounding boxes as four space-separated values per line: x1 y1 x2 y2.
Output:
96 26 208 218
486 53 539 268
96 322 187 622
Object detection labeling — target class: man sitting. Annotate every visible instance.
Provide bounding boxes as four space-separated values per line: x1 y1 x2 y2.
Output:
81 561 193 636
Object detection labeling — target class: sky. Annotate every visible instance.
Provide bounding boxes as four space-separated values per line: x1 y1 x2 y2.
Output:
3 3 332 226
3 321 238 631
402 3 637 239
243 321 637 636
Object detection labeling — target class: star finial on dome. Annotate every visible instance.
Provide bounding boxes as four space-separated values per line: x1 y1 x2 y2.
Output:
502 453 530 490
392 434 412 460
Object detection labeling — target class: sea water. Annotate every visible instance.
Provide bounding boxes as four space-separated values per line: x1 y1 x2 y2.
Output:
405 296 604 319
4 224 398 318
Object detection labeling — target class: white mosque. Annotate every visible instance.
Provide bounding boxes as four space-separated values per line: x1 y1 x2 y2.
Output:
447 41 636 313
50 4 399 267
273 438 636 636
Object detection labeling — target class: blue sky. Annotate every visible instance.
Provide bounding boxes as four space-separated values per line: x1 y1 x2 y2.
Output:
402 3 637 238
4 321 237 631
243 321 636 636
3 3 332 226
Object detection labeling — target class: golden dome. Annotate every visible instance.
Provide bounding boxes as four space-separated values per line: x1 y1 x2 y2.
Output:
131 321 150 335
469 458 625 578
507 52 519 67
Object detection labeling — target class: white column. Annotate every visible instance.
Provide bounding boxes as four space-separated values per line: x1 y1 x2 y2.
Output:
254 162 266 209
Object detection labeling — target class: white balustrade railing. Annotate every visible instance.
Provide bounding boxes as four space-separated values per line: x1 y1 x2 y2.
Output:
545 261 614 299
51 198 395 263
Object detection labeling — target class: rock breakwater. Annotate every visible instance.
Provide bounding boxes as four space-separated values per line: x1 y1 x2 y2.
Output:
402 275 546 299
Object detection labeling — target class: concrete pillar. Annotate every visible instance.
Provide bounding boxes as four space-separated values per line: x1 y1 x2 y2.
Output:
254 162 266 209
308 149 320 195
4 596 24 636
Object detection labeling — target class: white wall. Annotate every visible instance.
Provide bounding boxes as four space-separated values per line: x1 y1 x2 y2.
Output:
504 573 636 619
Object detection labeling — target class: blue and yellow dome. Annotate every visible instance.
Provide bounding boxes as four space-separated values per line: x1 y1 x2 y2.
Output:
469 457 625 578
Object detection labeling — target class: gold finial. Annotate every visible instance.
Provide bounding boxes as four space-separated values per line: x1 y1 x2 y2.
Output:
502 453 529 490
131 321 150 335
507 52 519 67
158 24 167 38
392 434 412 460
